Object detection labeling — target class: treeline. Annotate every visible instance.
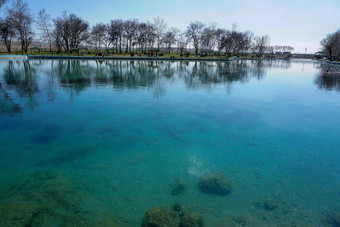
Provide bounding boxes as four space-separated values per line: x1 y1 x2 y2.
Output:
321 29 340 60
0 0 293 56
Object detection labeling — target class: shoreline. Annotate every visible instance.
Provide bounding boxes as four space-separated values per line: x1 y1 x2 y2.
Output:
0 55 236 62
0 54 320 63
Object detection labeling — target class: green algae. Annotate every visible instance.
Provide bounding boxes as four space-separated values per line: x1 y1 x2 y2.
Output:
0 170 124 227
142 206 180 227
179 212 204 227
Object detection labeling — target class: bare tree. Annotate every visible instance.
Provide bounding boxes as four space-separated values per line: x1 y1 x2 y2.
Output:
146 22 156 48
0 17 16 52
52 17 63 53
108 19 124 53
53 11 89 53
0 0 7 9
321 31 340 60
7 0 34 53
91 23 106 52
177 32 188 55
37 9 53 52
185 21 205 55
123 19 138 53
136 22 148 49
153 17 167 50
215 28 227 51
253 35 270 55
201 23 216 51
163 27 178 53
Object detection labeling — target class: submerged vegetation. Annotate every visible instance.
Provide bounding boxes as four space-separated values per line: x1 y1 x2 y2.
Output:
142 206 204 227
0 170 124 226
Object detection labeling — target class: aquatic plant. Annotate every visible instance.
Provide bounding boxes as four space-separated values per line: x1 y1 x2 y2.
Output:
179 212 204 227
142 206 180 227
0 170 124 226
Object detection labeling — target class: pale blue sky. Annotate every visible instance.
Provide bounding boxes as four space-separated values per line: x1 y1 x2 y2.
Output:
5 0 340 53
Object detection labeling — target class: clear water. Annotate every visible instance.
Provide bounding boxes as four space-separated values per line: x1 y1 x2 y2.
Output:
0 59 339 226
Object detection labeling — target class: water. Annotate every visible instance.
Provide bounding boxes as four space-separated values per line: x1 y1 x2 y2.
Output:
0 59 339 226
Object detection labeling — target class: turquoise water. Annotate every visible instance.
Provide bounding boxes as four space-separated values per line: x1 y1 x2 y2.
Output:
0 59 339 226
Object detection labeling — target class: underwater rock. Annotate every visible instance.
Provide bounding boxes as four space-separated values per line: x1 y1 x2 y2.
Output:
197 172 232 195
179 212 204 227
142 206 180 227
324 211 340 227
263 199 278 211
171 179 186 196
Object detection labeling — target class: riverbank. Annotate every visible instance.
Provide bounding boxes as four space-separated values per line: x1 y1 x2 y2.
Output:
0 54 299 62
0 54 238 62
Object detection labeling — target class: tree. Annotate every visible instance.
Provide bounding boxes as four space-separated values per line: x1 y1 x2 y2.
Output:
53 11 89 53
321 31 340 60
153 17 167 50
177 32 187 55
52 17 63 53
7 0 34 53
201 23 216 51
0 17 16 52
136 22 148 49
215 28 227 51
123 19 138 53
91 23 106 52
163 27 178 53
109 19 124 53
253 35 270 55
146 22 156 48
185 21 205 54
0 0 7 9
36 9 53 52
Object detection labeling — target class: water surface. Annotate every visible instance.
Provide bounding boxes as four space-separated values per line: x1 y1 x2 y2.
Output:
0 59 339 226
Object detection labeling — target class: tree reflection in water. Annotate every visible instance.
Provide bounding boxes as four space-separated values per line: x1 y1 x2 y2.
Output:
314 63 340 92
0 59 292 114
1 60 39 114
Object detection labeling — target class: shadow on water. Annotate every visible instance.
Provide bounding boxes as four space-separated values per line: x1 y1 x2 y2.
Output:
314 63 340 92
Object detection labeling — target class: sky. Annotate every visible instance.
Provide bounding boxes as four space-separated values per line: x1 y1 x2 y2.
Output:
3 0 340 53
